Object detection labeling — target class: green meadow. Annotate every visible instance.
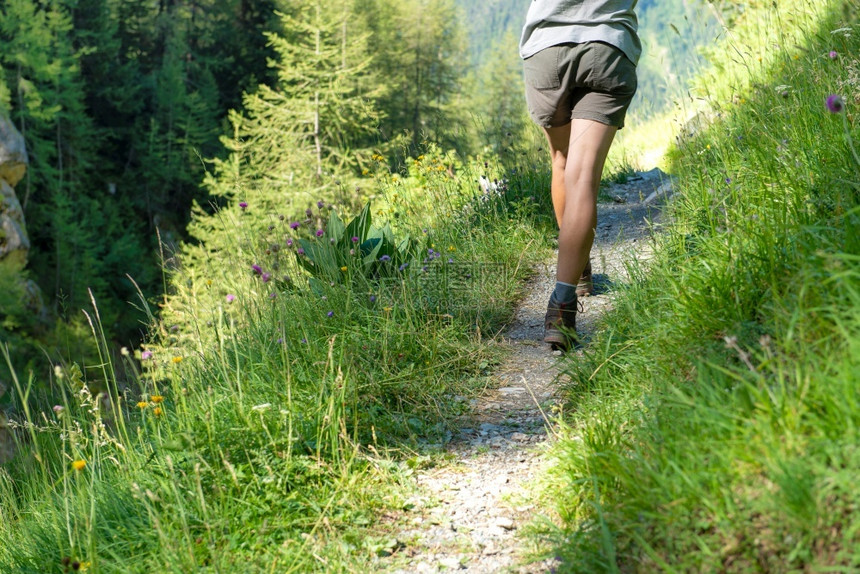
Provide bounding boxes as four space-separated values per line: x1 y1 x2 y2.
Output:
0 0 857 572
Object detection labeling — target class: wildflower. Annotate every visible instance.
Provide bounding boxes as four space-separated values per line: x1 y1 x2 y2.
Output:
277 337 284 344
136 401 148 409
448 258 454 264
383 306 393 313
53 405 64 415
141 350 153 360
251 264 263 275
379 255 391 262
239 201 248 210
829 50 838 59
369 295 377 303
72 460 86 471
297 248 305 255
399 263 408 271
327 311 334 317
290 221 300 230
153 407 163 417
286 239 294 247
448 246 455 251
151 395 164 404
171 356 183 364
120 346 130 356
269 292 277 299
261 273 271 283
306 208 314 218
340 266 348 272
317 200 325 208
316 229 324 237
351 236 359 243
301 338 307 344
826 94 844 113
226 294 236 303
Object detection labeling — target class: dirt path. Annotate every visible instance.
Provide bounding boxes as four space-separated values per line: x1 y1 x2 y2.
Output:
381 169 671 573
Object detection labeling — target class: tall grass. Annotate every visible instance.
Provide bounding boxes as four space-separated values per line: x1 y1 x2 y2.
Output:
0 139 558 571
540 0 860 571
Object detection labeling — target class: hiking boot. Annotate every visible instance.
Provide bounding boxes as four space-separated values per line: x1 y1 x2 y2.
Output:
544 292 578 351
576 260 593 297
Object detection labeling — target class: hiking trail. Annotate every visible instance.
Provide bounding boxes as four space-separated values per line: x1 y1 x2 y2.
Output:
379 168 671 573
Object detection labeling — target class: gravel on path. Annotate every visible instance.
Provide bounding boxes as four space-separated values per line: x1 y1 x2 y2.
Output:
380 168 671 573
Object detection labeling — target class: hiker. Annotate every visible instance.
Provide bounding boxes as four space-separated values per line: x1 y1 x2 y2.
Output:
520 0 641 350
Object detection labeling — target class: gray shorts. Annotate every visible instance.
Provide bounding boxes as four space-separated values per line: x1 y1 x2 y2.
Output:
523 42 637 129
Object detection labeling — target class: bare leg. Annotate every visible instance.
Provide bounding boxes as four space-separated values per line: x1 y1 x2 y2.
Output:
544 119 617 286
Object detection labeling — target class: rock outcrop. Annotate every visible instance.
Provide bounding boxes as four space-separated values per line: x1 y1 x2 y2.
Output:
0 113 45 323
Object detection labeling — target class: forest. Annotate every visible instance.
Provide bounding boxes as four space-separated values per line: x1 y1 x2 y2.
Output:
1 0 858 571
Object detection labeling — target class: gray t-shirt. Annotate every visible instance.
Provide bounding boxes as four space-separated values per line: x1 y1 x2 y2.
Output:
519 0 641 65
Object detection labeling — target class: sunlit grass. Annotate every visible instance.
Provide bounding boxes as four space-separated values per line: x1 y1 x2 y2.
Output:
538 0 860 571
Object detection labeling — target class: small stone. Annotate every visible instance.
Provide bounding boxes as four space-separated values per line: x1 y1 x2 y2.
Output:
438 557 463 570
495 517 515 530
510 432 529 442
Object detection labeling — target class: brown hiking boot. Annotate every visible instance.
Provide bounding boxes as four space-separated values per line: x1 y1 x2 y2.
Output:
576 260 593 297
544 292 578 351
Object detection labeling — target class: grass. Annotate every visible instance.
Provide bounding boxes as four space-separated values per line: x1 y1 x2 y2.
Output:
0 137 558 572
536 0 860 571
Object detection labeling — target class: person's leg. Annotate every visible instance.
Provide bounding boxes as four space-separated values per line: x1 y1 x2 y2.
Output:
544 123 570 229
545 119 617 286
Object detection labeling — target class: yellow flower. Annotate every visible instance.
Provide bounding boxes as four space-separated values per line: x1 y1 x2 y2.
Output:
153 407 163 417
171 357 183 364
72 460 86 471
151 395 164 404
340 266 348 272
447 245 455 252
136 401 148 409
383 306 393 313
206 279 212 286
362 169 369 175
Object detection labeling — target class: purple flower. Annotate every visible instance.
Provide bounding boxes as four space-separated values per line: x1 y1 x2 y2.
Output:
277 337 284 344
369 295 376 303
379 255 391 262
316 229 324 237
269 292 277 299
251 264 263 275
141 350 153 360
422 266 428 272
306 208 314 218
399 263 408 271
351 236 359 243
297 248 305 255
226 294 236 303
829 50 838 60
239 201 248 210
448 258 454 264
317 200 325 208
286 239 294 247
826 94 844 114
290 221 300 230
301 338 307 344
53 405 64 414
261 273 271 283
327 311 334 317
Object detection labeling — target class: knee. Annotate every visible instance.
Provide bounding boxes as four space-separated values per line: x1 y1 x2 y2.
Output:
550 151 567 174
